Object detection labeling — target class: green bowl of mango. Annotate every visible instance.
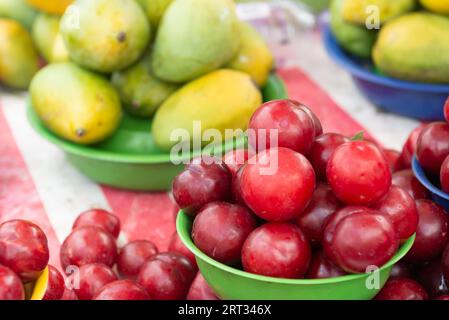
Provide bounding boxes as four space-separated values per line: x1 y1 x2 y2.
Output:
27 74 287 191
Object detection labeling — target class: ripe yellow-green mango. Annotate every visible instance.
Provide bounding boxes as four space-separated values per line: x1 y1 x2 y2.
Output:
0 19 39 89
330 0 377 59
135 0 173 29
152 0 240 83
0 0 37 30
26 0 73 15
373 13 449 83
226 22 274 87
112 51 179 118
60 0 151 73
32 13 69 63
341 0 415 25
152 69 262 151
420 0 449 15
30 63 122 144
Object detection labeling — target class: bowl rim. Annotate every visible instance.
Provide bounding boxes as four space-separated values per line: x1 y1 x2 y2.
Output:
412 156 449 200
176 210 415 285
27 74 287 165
322 24 449 93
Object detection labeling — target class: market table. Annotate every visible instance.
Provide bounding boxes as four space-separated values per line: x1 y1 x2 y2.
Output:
0 17 421 270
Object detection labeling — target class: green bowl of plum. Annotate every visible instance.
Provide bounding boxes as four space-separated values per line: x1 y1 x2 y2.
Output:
177 210 415 300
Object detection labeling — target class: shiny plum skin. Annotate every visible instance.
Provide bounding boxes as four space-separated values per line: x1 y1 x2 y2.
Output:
445 97 449 123
241 223 311 279
308 133 350 181
398 125 424 169
372 186 418 240
192 202 257 265
296 104 323 138
297 183 342 246
0 264 25 300
93 280 150 300
187 273 219 300
240 147 316 222
327 141 391 206
137 252 196 300
222 149 250 177
392 170 429 200
248 99 315 155
383 149 401 173
42 265 65 300
440 155 449 194
405 200 449 263
417 260 449 298
389 261 412 280
73 209 120 239
168 232 197 270
231 166 246 205
172 157 232 217
417 122 449 176
322 206 376 261
305 251 346 279
325 212 398 273
375 279 429 300
60 226 117 271
117 240 158 279
0 220 49 282
71 263 117 300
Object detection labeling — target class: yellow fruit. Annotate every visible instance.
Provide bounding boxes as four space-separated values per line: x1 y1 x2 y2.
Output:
0 19 39 89
26 0 73 15
152 69 262 151
341 0 415 25
226 22 274 87
135 0 173 29
373 13 449 83
151 0 240 83
30 267 48 300
30 62 122 144
420 0 449 15
32 13 69 63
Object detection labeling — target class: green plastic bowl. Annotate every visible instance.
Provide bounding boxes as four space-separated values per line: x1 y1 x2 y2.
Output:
177 211 416 300
27 74 288 191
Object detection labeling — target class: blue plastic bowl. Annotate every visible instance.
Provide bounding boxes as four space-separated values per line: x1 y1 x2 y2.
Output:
323 25 449 121
412 157 449 210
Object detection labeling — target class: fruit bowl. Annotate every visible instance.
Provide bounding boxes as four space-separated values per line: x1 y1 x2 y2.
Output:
176 210 415 300
323 24 449 121
412 156 449 211
27 74 287 191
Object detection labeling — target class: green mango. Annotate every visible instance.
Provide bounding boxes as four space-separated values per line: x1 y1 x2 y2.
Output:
30 62 122 144
152 0 240 83
330 0 377 59
152 69 262 152
341 0 416 25
32 13 69 63
373 13 449 83
112 51 179 118
135 0 173 30
0 0 37 30
0 19 39 89
60 0 151 73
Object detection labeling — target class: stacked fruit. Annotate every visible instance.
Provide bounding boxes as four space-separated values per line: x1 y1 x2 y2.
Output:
330 0 449 83
0 208 219 300
173 99 449 300
1 0 274 151
0 219 52 300
415 99 449 194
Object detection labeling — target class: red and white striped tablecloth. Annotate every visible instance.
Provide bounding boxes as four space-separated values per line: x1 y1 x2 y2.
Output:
0 27 421 270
